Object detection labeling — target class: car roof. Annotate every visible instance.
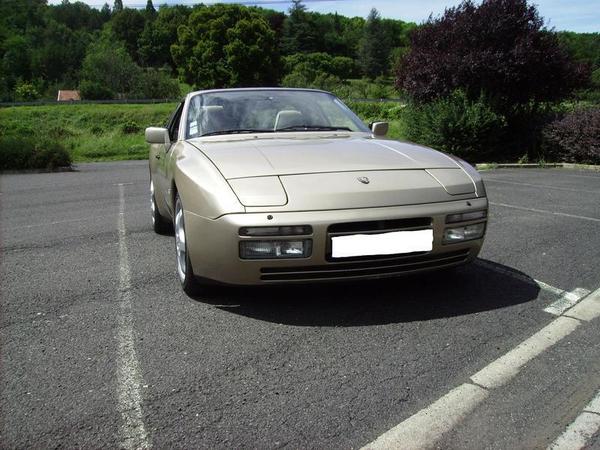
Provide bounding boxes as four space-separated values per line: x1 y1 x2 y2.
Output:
185 87 332 99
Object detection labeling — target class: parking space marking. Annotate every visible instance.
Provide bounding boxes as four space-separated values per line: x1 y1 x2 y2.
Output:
544 288 591 316
362 384 489 450
116 185 151 450
548 390 600 450
490 202 600 223
470 316 581 389
484 178 599 194
361 288 600 450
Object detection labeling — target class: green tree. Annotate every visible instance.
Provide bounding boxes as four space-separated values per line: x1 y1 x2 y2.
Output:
80 34 140 97
1 35 31 86
32 20 91 84
358 8 390 79
100 3 111 22
281 0 317 54
138 5 190 69
113 0 123 13
110 8 146 62
171 4 279 88
145 0 157 21
48 1 106 31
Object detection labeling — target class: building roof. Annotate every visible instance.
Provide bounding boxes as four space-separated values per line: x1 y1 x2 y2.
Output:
57 90 81 101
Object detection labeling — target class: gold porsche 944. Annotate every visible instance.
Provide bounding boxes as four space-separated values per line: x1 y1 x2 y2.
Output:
146 88 487 294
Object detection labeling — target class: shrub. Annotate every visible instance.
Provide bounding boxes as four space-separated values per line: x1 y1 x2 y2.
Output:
403 90 507 161
0 135 71 170
14 82 40 101
80 80 114 100
346 101 404 122
542 108 600 164
283 52 357 81
121 120 141 134
132 68 180 99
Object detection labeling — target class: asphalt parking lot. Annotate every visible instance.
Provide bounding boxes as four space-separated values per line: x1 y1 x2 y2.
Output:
1 162 599 449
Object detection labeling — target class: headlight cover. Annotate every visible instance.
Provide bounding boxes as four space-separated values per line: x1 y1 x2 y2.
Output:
240 239 312 259
443 223 486 244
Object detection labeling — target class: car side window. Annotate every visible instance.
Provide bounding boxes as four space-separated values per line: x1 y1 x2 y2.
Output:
167 102 184 143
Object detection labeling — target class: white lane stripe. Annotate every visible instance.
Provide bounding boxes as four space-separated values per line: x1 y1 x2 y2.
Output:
474 259 564 296
116 184 151 449
361 384 488 450
544 288 591 316
484 178 600 194
490 202 600 223
548 390 600 450
470 316 581 389
362 288 600 449
563 288 600 322
548 412 600 450
585 390 600 414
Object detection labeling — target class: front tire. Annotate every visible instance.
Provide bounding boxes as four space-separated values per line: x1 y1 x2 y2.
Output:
174 193 201 295
150 180 171 234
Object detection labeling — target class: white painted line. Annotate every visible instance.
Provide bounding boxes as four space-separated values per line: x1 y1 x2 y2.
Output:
537 280 566 297
116 184 151 450
548 389 600 450
544 288 591 316
547 412 600 450
490 202 600 223
471 316 580 389
563 288 600 322
484 178 599 194
363 287 600 449
361 384 488 450
585 390 600 414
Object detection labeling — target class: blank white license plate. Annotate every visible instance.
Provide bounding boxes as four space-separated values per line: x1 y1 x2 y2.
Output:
331 229 433 258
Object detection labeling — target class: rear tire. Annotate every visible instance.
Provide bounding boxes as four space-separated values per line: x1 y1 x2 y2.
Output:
174 193 201 295
150 180 171 234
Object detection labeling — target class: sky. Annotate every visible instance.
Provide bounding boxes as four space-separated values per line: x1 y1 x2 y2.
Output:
51 0 600 33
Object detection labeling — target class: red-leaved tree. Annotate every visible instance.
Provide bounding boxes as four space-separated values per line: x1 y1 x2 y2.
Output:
396 0 589 110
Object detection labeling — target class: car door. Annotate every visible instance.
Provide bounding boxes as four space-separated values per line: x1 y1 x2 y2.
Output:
154 101 184 216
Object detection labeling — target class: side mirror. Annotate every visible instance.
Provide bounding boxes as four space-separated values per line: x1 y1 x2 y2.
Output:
145 127 170 145
370 121 389 137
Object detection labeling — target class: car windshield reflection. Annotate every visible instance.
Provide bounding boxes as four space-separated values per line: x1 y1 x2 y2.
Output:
185 89 369 138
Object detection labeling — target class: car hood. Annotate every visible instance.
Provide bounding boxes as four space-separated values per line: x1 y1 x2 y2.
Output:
188 133 460 179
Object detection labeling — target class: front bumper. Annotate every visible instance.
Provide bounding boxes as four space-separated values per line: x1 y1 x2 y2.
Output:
185 197 488 285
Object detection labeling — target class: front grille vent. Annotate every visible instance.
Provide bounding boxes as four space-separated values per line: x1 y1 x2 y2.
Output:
260 249 469 281
327 217 431 234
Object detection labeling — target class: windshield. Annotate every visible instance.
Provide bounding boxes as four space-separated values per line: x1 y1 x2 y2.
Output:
185 90 370 138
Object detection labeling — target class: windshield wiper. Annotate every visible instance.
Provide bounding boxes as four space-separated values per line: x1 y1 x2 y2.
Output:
276 125 353 132
200 128 274 137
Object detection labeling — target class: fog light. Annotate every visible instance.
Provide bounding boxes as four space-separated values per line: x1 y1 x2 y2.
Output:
239 225 312 236
446 210 487 223
443 223 485 244
240 240 312 259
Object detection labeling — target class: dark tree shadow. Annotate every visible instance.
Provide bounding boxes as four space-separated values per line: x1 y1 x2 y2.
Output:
189 259 540 327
